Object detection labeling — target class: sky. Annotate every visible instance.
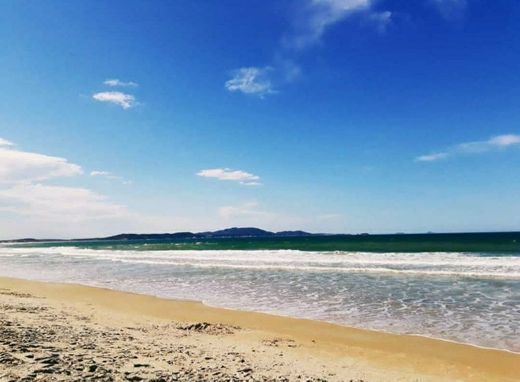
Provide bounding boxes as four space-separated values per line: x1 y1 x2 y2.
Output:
1 0 520 239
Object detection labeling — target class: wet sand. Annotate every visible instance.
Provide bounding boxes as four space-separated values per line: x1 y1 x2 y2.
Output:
0 276 519 381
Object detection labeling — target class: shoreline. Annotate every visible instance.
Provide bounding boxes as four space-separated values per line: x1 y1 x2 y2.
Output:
3 273 518 355
200 299 520 356
1 276 520 381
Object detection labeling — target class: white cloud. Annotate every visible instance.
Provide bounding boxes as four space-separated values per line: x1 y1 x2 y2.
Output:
103 79 138 87
197 168 261 185
489 134 520 146
0 138 14 147
92 91 136 109
456 134 520 154
0 145 82 183
416 134 520 162
225 67 275 97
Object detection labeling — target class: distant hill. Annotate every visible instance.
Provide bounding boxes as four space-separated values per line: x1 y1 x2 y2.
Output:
0 238 64 243
101 227 313 241
0 228 314 243
200 227 274 238
103 232 199 241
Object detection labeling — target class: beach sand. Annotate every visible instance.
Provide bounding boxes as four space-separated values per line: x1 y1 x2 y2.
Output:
0 277 518 381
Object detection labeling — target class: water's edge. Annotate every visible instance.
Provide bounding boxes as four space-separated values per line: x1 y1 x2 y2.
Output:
2 275 519 356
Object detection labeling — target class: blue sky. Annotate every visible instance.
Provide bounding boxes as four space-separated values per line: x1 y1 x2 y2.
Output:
1 0 520 238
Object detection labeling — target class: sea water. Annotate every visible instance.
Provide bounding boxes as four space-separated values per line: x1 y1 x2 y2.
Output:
0 237 519 352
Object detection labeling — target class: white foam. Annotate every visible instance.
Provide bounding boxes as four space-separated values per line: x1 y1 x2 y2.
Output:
1 246 518 279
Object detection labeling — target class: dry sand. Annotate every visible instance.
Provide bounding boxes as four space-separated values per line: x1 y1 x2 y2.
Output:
0 277 519 382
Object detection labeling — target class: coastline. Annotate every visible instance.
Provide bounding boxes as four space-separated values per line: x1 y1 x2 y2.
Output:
1 276 519 381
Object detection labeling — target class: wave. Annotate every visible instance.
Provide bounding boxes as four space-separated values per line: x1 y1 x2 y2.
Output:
111 259 520 279
1 246 520 280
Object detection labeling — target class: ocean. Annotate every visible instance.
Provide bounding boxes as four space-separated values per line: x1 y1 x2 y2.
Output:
1 232 519 352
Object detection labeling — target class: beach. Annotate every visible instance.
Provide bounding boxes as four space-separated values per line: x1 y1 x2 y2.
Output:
1 277 519 381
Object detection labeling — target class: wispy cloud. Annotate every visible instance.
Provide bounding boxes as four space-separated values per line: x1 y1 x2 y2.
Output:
103 79 138 87
285 0 374 51
90 170 112 177
92 91 136 109
90 170 131 184
430 0 467 19
226 0 469 97
197 168 261 185
416 134 520 162
225 67 275 97
218 201 270 220
367 10 393 33
416 152 450 162
226 1 391 96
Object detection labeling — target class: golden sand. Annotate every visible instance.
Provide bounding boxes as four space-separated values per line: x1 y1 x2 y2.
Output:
0 276 518 381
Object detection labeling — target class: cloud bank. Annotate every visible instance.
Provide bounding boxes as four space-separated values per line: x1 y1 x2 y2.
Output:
0 183 127 221
0 138 132 237
0 145 83 183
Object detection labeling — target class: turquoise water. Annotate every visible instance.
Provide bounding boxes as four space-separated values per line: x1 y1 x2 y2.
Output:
1 233 519 352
